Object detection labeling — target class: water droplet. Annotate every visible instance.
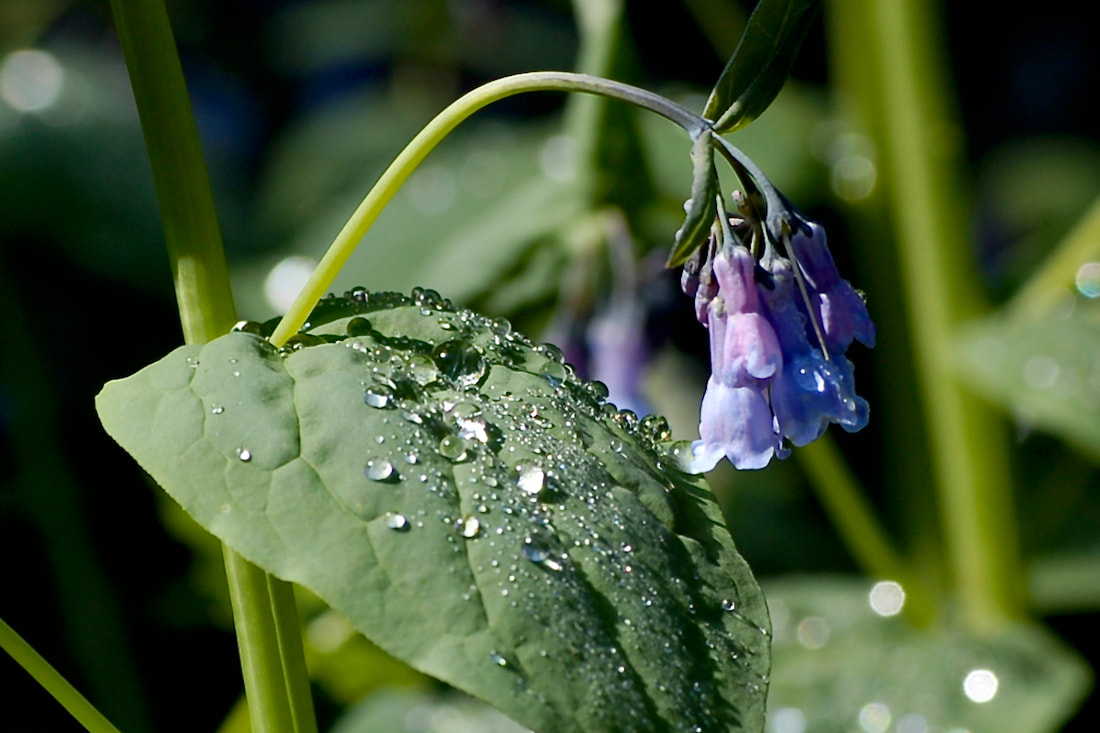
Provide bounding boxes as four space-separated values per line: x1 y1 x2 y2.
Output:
437 435 468 462
522 538 562 571
403 451 419 465
459 516 481 538
237 449 252 462
431 340 487 387
365 458 395 481
406 354 439 385
536 342 565 363
384 512 409 531
608 438 623 453
346 317 372 337
412 286 444 308
347 286 369 303
231 320 264 335
587 380 610 401
490 317 512 336
640 414 672 441
516 462 545 496
489 650 508 667
364 384 394 408
211 405 224 415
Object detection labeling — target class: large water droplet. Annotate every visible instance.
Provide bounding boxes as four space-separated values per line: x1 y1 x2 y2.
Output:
431 340 487 387
406 354 439 385
459 515 481 538
211 405 224 415
237 448 252 462
438 435 469 462
364 384 394 408
346 317 372 337
516 462 546 496
365 458 395 481
522 538 562 571
384 512 409 531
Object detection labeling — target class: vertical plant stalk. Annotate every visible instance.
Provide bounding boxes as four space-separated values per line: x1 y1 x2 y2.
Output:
1 618 121 733
108 0 317 728
853 0 1024 628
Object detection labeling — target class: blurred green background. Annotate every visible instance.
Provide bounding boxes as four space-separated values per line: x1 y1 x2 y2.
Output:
2 0 1099 730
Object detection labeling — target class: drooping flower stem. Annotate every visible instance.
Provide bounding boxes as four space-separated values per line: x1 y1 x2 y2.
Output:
839 0 1024 629
109 0 318 729
269 72 707 347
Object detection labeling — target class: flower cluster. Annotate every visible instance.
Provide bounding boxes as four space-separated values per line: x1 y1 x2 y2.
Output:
682 205 874 471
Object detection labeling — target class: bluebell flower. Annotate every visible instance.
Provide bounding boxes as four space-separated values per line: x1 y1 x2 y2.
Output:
788 217 876 354
686 204 873 472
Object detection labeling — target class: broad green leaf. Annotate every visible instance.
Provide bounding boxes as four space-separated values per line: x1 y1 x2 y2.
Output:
97 290 770 732
665 133 718 268
702 0 821 133
766 577 1091 733
954 308 1100 461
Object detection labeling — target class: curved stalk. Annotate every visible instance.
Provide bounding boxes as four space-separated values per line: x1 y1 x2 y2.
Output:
269 72 706 347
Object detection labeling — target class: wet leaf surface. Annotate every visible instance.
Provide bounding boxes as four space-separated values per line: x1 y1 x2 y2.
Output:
97 289 770 732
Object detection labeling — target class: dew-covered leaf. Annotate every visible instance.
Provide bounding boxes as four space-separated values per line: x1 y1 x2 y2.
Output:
666 133 717 268
766 577 1091 733
702 0 821 133
954 308 1100 461
96 290 770 732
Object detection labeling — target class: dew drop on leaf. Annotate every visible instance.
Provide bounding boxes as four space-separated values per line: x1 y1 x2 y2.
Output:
431 340 487 387
459 515 481 538
516 462 546 496
237 448 252 462
346 317 372 337
365 458 395 481
384 512 409 531
437 435 468 462
364 384 394 408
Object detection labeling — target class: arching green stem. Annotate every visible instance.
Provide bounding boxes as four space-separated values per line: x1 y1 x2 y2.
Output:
269 72 706 347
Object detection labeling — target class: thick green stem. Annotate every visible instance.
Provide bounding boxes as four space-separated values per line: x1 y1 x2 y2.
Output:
109 0 317 727
269 71 705 347
856 0 1024 628
1 618 120 733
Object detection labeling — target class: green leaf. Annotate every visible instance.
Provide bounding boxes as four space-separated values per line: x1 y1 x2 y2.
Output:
954 307 1100 461
665 133 718 268
97 291 770 732
702 0 821 133
766 577 1091 733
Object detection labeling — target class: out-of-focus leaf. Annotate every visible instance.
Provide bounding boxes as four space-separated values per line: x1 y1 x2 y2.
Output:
97 291 771 732
243 110 581 319
331 687 527 733
702 0 821 133
665 133 717 268
766 577 1091 733
1029 550 1100 613
954 307 1100 462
